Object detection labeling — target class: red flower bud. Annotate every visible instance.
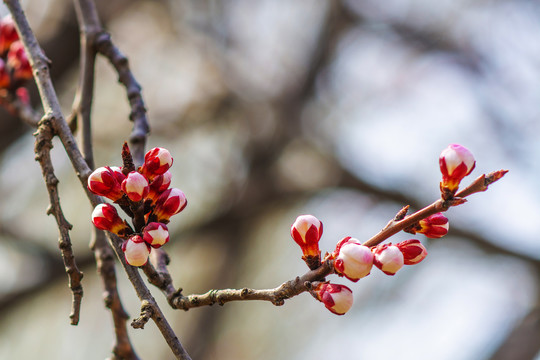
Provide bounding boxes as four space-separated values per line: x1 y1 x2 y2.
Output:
121 171 149 202
88 166 125 201
141 147 173 180
143 222 169 248
396 239 427 265
7 41 32 81
290 214 323 259
440 144 476 194
332 237 373 282
147 171 172 202
153 188 187 222
0 16 19 55
122 235 150 267
91 203 128 235
418 213 449 238
373 244 404 276
314 282 354 316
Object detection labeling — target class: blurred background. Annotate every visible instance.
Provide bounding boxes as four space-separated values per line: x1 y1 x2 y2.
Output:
0 0 539 359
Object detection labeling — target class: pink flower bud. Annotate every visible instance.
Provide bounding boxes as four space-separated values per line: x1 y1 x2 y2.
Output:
91 203 128 235
143 222 169 248
122 235 150 267
141 147 173 180
439 144 476 194
332 237 373 282
153 188 187 222
314 283 354 316
0 16 18 55
87 166 124 201
418 213 449 238
147 171 172 202
396 239 428 265
121 171 149 202
290 214 323 259
373 244 404 276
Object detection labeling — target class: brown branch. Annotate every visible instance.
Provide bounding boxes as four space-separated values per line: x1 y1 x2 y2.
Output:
362 170 508 248
140 170 507 311
106 233 192 360
34 117 84 325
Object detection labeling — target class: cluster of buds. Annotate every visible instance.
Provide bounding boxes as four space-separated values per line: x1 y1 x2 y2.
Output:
88 144 186 266
291 144 480 315
0 15 31 105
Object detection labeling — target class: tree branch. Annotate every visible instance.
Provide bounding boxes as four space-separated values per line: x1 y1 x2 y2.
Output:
33 117 84 325
6 1 190 358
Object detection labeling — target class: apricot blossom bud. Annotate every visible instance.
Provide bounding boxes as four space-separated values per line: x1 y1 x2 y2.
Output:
141 147 173 179
7 41 32 81
418 213 449 238
122 235 150 267
290 215 322 257
290 214 323 269
314 282 354 316
0 16 18 55
121 171 149 202
332 237 373 282
88 166 124 201
147 171 172 201
396 239 428 265
373 244 404 276
440 144 476 195
153 188 187 222
91 203 128 235
143 222 169 248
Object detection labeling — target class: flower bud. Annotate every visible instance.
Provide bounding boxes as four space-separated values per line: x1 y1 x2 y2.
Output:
439 144 476 196
332 237 373 282
153 188 187 222
290 214 323 269
314 282 354 316
0 16 18 55
373 244 404 276
121 171 149 202
418 213 449 238
7 41 32 81
396 239 427 265
141 147 173 180
87 166 124 201
91 203 129 235
122 235 150 267
147 171 172 202
143 222 169 248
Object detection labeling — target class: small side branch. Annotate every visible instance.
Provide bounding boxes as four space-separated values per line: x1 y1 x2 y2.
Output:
34 117 84 325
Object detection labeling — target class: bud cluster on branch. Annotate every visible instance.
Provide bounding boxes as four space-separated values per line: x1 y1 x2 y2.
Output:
290 144 503 315
88 144 187 266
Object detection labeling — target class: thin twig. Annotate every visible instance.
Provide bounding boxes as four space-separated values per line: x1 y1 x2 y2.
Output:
141 170 507 310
